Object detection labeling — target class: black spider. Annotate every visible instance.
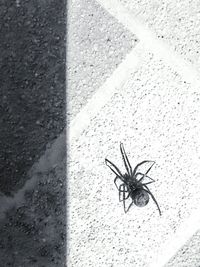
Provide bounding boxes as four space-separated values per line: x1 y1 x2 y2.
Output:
105 143 161 215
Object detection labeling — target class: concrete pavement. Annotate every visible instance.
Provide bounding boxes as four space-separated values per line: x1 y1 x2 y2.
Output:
165 230 200 267
0 0 199 266
0 0 66 195
0 1 66 266
67 0 137 121
68 0 200 266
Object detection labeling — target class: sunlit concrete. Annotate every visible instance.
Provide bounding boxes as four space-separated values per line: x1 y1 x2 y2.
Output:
68 43 200 266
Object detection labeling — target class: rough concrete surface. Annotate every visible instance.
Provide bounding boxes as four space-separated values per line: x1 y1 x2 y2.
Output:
165 230 200 267
67 0 200 266
68 45 200 266
67 0 138 121
0 0 66 195
2 0 200 266
0 0 67 266
0 157 66 267
118 0 200 70
0 129 66 267
68 0 200 266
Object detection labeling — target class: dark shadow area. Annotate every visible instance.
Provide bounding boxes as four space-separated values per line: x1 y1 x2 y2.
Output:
0 0 66 266
0 160 66 266
0 0 66 195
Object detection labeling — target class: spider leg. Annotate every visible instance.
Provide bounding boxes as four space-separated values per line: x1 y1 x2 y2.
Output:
142 181 154 186
133 160 155 177
136 172 155 182
143 185 161 216
124 198 134 213
105 159 124 181
120 143 132 176
118 183 132 213
144 161 155 175
119 184 123 202
118 183 128 192
114 176 125 190
119 184 129 202
134 161 156 183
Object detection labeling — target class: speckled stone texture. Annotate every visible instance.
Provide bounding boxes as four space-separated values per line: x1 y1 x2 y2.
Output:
68 47 200 266
118 0 200 69
165 230 200 267
67 0 138 121
0 0 66 195
0 157 66 267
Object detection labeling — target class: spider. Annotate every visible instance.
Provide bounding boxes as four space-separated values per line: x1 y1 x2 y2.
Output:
105 143 161 216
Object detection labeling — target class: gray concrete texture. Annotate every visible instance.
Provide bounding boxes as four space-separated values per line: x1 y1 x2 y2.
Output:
67 0 200 265
0 0 66 195
0 157 66 266
2 0 200 266
0 0 138 265
68 45 200 266
0 0 66 266
67 0 138 121
118 0 200 70
165 230 200 267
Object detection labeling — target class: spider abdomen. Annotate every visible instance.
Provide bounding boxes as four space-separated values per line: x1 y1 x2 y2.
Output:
105 143 161 215
131 189 149 207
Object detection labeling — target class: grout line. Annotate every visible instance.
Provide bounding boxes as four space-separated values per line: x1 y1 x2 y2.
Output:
0 1 141 220
149 208 200 267
95 0 200 265
96 0 200 88
0 36 139 219
69 49 139 142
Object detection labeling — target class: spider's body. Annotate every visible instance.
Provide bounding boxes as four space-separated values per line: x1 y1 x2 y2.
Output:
131 189 149 207
105 143 161 215
119 173 150 207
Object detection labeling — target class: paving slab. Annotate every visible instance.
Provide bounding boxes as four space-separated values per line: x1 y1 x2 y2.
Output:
115 0 200 70
68 46 200 266
165 230 200 267
67 0 138 121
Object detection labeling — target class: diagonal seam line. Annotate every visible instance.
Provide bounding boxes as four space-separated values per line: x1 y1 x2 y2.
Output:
95 0 200 265
149 208 200 267
0 1 141 220
96 0 200 89
69 49 139 142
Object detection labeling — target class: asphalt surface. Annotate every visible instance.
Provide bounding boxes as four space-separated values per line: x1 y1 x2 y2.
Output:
0 0 66 195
